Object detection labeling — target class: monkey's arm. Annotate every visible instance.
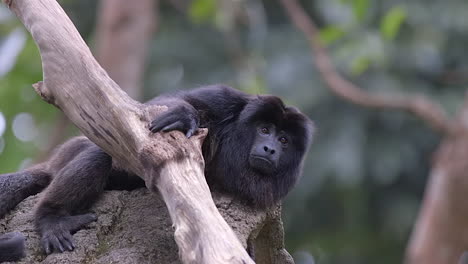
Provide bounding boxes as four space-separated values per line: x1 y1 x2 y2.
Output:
148 85 248 136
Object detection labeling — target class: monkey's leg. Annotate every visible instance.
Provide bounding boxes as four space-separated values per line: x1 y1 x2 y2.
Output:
0 167 51 219
0 137 94 219
35 144 111 255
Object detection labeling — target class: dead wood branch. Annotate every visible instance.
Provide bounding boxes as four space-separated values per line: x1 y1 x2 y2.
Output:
4 0 253 263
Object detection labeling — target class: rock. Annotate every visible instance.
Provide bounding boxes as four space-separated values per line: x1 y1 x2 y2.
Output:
0 189 294 264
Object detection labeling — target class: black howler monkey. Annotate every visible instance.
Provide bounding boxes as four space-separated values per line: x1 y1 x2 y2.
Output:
0 85 313 257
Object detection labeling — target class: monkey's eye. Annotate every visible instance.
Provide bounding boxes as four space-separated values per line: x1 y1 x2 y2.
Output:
279 137 288 144
261 127 270 134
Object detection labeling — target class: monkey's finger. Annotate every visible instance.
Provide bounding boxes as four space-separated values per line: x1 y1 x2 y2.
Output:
149 114 178 133
185 118 199 138
50 236 64 253
59 233 74 251
161 121 185 133
42 239 52 255
185 128 195 138
185 127 198 138
70 239 76 249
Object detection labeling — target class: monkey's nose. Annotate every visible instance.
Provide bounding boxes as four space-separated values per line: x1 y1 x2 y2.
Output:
263 146 276 155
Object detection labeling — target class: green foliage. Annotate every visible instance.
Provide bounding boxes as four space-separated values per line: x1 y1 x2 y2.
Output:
189 0 217 24
350 56 371 75
319 26 345 46
0 36 59 173
340 0 370 21
380 6 407 40
2 1 467 264
352 0 369 21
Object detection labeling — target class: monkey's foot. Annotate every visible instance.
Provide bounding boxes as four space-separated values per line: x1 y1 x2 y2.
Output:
39 213 97 255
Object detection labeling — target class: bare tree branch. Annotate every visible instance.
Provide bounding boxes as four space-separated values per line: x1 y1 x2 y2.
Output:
278 1 468 263
4 0 254 263
405 135 468 264
279 0 453 134
405 94 468 264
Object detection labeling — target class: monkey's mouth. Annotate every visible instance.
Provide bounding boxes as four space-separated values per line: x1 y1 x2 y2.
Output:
249 155 275 174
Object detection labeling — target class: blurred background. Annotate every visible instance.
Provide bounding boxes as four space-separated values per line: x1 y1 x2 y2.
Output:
0 0 466 263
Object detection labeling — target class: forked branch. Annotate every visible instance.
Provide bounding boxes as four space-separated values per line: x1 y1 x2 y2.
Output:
3 0 253 263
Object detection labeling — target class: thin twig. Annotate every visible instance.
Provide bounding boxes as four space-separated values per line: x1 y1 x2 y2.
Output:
279 0 453 134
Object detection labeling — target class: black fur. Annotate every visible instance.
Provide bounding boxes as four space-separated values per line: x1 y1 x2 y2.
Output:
205 95 312 207
0 85 313 256
0 232 25 262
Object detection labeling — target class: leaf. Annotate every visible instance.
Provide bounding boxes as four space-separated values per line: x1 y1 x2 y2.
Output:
189 0 217 24
350 56 371 75
380 6 407 40
319 26 345 46
352 0 369 21
339 0 369 21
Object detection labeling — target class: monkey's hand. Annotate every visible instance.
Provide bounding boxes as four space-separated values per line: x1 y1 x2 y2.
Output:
149 104 199 137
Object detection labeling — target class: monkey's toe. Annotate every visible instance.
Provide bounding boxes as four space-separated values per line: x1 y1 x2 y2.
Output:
68 213 97 232
39 213 97 255
41 230 71 254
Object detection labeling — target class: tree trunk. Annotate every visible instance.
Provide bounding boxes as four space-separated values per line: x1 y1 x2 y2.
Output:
94 0 157 100
406 106 468 264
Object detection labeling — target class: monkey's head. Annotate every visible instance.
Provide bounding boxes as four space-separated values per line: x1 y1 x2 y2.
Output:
206 95 314 208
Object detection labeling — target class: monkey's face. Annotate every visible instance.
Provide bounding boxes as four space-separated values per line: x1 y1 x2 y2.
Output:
249 123 288 174
239 95 313 179
207 94 313 208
